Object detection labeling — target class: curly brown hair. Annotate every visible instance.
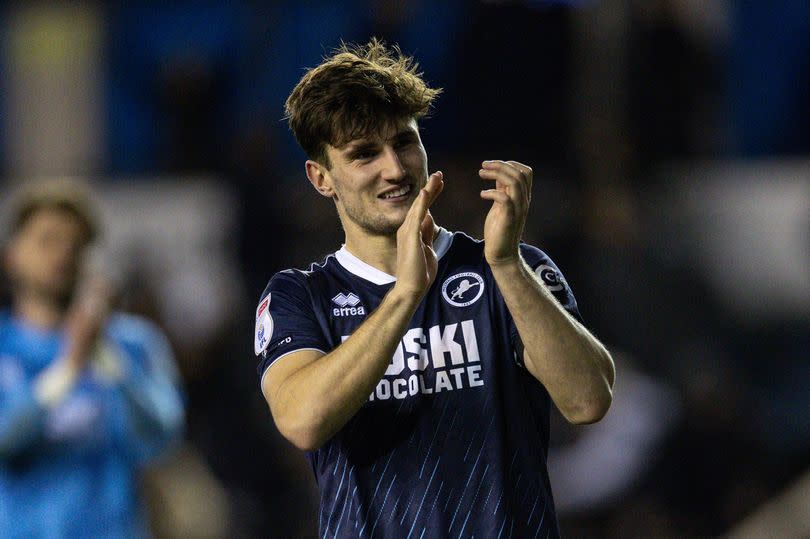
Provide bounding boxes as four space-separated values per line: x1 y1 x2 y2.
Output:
284 38 442 167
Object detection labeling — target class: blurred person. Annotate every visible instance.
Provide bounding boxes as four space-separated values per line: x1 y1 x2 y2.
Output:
254 39 614 538
0 180 184 538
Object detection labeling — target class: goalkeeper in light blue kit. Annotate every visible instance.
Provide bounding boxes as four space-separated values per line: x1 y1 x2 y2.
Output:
0 180 184 538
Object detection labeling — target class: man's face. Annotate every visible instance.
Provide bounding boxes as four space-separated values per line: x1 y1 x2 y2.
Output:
323 117 429 236
5 208 88 303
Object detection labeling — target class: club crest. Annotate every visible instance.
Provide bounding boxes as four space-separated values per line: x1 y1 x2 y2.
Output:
441 272 485 307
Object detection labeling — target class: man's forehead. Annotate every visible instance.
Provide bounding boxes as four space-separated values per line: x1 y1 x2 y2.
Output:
19 207 91 239
339 118 419 150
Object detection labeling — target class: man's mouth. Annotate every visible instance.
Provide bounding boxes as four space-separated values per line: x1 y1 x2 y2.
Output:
379 184 413 200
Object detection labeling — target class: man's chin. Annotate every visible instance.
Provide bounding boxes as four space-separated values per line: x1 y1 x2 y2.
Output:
357 213 408 236
363 222 402 237
36 281 76 306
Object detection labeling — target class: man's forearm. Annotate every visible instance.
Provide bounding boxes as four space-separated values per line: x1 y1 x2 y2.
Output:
0 359 79 458
272 286 421 449
491 257 614 424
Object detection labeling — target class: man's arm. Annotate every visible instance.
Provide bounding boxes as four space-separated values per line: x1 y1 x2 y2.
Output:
0 284 105 458
262 172 444 451
480 160 614 424
109 324 184 464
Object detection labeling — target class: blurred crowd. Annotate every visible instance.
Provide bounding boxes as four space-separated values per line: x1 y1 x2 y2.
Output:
1 1 808 537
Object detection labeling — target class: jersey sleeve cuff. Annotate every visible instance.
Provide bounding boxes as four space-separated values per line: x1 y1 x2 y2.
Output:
259 347 326 390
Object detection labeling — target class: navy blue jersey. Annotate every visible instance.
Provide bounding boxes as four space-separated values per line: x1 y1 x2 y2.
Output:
255 229 580 539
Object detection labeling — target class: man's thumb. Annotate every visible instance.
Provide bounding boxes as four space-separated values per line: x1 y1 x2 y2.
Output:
420 211 435 249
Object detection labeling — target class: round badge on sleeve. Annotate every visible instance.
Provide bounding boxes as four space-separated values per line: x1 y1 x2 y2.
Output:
535 265 565 292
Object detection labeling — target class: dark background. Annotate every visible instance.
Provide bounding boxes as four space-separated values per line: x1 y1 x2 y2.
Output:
1 1 808 537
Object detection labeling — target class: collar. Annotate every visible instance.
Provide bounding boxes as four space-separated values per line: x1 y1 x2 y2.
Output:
334 227 453 285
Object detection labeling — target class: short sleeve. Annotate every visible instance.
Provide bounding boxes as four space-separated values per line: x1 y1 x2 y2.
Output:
504 244 582 368
254 271 329 379
519 243 581 321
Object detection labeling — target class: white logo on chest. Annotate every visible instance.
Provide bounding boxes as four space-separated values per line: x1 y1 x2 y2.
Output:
343 320 485 402
331 292 366 317
441 272 485 307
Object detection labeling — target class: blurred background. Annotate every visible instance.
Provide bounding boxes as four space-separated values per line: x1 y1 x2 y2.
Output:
0 0 808 537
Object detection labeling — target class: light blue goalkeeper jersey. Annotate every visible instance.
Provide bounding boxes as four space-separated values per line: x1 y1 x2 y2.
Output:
0 310 184 539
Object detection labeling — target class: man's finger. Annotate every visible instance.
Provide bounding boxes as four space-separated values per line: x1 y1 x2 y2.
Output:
423 171 444 207
420 211 435 250
506 161 533 191
480 189 511 204
406 172 443 227
479 168 522 186
479 168 527 202
481 160 524 181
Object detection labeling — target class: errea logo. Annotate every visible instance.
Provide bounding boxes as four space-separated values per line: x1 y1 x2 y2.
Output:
332 292 366 317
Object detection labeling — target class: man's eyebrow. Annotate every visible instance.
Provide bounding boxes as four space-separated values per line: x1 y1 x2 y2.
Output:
390 129 418 141
343 140 375 152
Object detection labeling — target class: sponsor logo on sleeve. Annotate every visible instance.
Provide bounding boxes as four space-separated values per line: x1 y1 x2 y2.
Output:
256 295 270 319
255 295 274 355
535 264 565 292
441 272 485 307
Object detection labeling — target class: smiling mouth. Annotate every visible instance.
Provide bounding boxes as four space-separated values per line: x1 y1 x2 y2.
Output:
379 184 413 200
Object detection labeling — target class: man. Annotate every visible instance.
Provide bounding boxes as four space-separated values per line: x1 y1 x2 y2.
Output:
255 39 615 538
0 180 184 538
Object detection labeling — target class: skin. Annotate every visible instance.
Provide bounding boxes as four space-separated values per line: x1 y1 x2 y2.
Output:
262 117 615 451
305 117 433 276
480 161 615 423
4 208 111 374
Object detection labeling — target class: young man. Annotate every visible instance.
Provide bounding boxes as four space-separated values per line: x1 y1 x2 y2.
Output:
0 180 184 538
255 40 615 538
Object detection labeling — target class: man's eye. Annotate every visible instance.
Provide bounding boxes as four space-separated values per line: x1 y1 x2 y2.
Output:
394 138 414 149
353 150 376 160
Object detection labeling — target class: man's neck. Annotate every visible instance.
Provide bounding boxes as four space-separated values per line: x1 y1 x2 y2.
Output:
344 234 399 276
343 225 439 278
13 291 67 330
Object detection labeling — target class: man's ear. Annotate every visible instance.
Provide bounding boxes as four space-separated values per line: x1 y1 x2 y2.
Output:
305 160 335 198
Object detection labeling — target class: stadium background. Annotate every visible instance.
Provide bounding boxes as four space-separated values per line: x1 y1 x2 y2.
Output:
0 1 808 537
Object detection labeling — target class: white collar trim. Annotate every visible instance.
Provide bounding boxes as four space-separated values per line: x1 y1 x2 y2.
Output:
335 227 453 285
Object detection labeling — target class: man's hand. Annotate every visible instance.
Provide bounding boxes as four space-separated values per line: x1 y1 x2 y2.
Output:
264 174 446 451
34 276 115 407
394 171 444 297
64 276 114 373
479 161 532 267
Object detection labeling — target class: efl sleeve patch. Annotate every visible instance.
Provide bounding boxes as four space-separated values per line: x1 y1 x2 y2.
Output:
254 293 274 356
253 273 331 379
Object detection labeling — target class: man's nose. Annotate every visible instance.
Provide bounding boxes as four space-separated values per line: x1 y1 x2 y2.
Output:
380 145 406 181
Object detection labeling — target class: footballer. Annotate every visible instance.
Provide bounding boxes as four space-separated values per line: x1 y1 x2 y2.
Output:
254 39 615 538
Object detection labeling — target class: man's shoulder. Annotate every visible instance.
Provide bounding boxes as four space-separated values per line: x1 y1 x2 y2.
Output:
259 252 342 301
106 312 170 348
441 229 484 259
448 231 554 266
